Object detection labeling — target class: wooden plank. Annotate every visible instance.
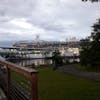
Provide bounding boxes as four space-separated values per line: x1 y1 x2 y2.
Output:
0 60 38 79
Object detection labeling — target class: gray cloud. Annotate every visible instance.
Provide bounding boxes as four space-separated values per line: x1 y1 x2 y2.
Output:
0 0 100 41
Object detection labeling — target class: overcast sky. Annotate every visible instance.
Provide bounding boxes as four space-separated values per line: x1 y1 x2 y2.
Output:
0 0 100 41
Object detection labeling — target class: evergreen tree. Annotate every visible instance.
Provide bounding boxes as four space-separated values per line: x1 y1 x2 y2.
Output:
80 19 100 67
80 38 91 66
82 0 100 2
90 19 100 66
52 50 62 70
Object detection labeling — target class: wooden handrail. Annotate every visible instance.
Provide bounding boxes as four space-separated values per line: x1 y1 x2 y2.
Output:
0 60 38 100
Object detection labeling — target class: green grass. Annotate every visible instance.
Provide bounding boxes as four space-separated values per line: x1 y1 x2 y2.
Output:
75 65 90 71
11 71 30 91
37 67 100 100
11 67 100 100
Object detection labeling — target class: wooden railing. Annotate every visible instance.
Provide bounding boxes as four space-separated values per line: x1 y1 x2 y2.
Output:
0 60 38 100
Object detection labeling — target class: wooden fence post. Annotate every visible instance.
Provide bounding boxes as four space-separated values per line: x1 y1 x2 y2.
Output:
6 66 10 99
30 73 38 100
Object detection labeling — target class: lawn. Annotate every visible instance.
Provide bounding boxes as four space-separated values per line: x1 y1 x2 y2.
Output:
11 67 100 100
37 67 100 100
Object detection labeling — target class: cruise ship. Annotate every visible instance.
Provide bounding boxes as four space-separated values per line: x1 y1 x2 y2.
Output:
12 40 80 59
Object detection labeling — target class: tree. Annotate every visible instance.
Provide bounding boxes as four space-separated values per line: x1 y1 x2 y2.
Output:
52 50 62 70
90 19 100 66
82 0 100 2
80 38 91 66
80 19 100 67
81 0 100 67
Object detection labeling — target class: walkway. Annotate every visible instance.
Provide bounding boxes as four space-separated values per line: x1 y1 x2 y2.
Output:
0 88 7 100
57 64 100 82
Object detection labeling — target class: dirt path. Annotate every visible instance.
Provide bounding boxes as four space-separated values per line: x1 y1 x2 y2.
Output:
57 64 100 82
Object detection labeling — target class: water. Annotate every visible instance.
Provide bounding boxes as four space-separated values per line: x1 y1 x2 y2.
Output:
0 41 16 47
0 56 5 61
9 59 53 67
8 58 80 68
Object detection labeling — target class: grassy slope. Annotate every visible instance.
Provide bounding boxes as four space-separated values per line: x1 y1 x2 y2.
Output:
38 67 100 100
11 67 100 100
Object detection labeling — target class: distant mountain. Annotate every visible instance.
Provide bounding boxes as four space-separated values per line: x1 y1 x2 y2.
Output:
0 41 16 47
